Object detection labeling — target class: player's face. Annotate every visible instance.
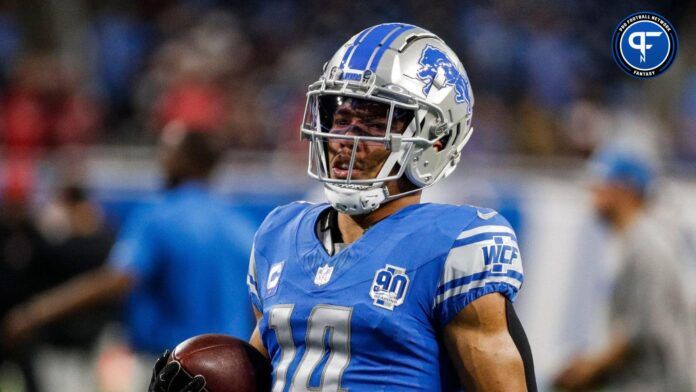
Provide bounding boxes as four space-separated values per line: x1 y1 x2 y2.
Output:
590 182 624 225
324 98 410 180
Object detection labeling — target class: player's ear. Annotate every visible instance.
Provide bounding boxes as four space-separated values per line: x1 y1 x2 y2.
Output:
434 140 444 152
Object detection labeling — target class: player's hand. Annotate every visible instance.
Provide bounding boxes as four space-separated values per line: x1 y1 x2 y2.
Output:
148 350 206 392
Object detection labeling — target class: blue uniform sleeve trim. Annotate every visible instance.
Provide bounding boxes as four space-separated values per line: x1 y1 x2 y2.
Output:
436 269 524 297
247 273 263 312
452 232 517 248
436 282 520 327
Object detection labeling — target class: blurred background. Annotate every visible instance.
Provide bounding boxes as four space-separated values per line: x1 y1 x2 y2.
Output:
0 0 695 391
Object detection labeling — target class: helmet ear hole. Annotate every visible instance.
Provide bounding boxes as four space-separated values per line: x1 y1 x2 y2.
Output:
428 123 456 152
433 140 444 152
443 124 460 149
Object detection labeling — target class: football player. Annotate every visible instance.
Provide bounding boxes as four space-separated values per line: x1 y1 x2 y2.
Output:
151 23 535 391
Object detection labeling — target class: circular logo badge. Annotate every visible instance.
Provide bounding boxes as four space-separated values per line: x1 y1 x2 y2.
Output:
612 12 678 78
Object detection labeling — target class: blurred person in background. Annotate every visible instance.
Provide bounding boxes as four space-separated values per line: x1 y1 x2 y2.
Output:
2 124 256 391
28 184 116 392
0 180 45 392
553 147 695 391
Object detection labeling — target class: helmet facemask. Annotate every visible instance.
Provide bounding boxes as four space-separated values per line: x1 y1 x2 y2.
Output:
301 77 453 215
306 95 413 184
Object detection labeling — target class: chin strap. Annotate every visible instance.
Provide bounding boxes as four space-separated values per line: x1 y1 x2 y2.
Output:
323 183 389 215
323 180 432 215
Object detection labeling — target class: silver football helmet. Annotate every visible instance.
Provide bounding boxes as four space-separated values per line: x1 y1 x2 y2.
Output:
301 23 474 215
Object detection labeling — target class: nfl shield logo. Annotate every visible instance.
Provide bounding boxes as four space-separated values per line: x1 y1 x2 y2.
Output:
314 264 334 286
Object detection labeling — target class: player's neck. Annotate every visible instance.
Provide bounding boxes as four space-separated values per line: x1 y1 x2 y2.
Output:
337 193 421 244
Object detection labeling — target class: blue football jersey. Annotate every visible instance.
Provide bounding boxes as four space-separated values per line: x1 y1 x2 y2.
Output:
247 202 524 391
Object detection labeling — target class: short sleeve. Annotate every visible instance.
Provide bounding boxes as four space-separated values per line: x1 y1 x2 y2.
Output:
434 212 524 326
108 207 160 283
247 244 263 313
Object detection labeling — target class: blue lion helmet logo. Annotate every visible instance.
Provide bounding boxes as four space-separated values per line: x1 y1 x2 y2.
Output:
416 45 472 108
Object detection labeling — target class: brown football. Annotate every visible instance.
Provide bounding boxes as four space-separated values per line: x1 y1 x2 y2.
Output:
169 334 271 392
